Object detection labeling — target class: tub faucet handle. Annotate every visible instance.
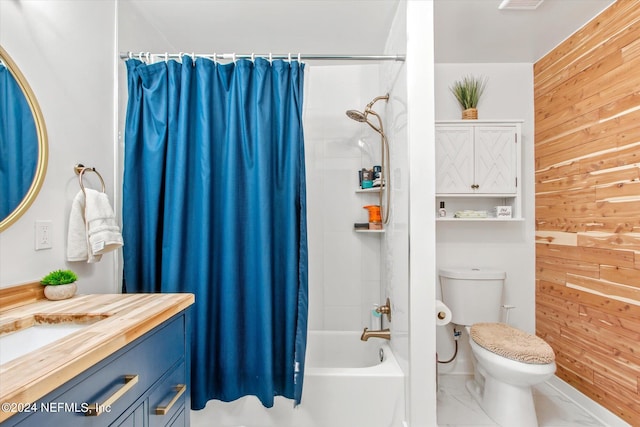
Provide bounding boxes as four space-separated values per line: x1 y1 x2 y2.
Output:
376 297 392 322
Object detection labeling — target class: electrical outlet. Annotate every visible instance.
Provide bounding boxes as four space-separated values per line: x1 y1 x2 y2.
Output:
35 220 52 250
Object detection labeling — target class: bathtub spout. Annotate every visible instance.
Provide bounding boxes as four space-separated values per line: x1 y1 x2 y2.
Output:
360 327 391 341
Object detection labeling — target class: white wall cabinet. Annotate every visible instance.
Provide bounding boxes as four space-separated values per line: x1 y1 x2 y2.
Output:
435 120 522 221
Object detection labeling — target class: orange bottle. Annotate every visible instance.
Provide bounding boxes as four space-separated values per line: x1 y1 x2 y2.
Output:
363 205 382 223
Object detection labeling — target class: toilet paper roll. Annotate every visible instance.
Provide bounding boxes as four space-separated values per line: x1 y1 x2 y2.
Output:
435 299 452 326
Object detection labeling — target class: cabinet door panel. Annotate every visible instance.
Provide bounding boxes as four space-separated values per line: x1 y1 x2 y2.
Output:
167 408 186 427
110 401 145 427
435 126 474 193
149 362 186 427
474 127 516 194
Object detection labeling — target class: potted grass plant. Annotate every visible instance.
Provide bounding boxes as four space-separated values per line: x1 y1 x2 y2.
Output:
41 269 78 300
449 75 488 119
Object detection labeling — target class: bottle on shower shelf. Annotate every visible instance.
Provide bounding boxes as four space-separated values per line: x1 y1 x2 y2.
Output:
363 205 382 230
370 304 382 330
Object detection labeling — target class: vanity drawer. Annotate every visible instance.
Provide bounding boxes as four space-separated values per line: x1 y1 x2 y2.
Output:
8 314 185 427
148 361 186 427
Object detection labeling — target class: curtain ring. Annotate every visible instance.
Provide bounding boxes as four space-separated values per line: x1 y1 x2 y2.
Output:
288 52 292 63
268 52 272 64
164 52 169 62
298 53 301 63
145 52 150 63
251 53 255 62
212 52 217 64
232 53 237 63
128 51 133 59
138 52 144 61
178 52 184 62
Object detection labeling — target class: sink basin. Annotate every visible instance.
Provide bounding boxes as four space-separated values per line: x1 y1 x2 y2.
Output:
0 324 88 365
0 314 108 365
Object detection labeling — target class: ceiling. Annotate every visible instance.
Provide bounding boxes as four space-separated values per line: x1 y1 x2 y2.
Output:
120 0 616 64
119 1 400 59
434 0 616 63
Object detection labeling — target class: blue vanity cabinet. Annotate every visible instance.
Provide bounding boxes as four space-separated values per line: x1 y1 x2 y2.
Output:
110 401 145 427
2 311 190 427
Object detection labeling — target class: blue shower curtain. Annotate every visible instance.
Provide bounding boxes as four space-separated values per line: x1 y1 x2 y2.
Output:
122 57 308 409
0 63 38 220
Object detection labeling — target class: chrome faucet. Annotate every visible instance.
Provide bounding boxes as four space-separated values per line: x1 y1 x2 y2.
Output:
360 327 391 341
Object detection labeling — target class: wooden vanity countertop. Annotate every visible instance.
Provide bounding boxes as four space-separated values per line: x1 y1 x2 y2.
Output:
0 290 194 422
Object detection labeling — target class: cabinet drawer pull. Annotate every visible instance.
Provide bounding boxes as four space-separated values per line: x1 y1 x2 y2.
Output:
155 384 186 415
86 374 139 416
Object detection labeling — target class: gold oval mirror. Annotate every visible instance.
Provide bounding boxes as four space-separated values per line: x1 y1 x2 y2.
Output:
0 45 48 231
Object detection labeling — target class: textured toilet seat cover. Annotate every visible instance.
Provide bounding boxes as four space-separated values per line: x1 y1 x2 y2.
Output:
470 322 555 364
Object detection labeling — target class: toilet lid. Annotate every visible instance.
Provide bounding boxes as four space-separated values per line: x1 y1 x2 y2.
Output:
470 322 555 364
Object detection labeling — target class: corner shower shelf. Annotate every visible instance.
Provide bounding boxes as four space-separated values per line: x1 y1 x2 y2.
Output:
355 187 383 193
355 186 385 233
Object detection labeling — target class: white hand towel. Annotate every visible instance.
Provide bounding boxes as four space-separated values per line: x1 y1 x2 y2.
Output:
67 190 101 262
66 189 123 263
84 189 124 257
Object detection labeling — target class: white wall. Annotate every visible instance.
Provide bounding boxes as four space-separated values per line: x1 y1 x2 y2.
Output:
0 1 118 293
303 64 385 331
434 63 536 374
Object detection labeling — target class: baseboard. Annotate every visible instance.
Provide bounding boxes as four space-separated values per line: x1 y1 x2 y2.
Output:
547 376 630 427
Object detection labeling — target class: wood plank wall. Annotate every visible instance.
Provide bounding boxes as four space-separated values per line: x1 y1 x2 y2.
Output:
534 1 640 423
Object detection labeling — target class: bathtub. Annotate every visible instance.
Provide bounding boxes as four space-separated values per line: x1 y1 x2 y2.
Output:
191 330 405 427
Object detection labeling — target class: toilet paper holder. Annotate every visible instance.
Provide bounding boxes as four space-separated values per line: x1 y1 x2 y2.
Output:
436 299 452 326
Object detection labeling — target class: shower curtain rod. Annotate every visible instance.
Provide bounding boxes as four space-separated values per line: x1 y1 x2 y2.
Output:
119 51 405 62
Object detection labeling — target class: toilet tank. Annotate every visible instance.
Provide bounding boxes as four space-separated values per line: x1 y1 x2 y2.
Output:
439 268 505 326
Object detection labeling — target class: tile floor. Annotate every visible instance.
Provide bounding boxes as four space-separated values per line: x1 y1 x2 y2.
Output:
437 375 605 427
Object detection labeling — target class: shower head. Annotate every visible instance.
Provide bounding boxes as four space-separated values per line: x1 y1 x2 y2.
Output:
346 108 384 135
345 94 389 130
346 109 368 122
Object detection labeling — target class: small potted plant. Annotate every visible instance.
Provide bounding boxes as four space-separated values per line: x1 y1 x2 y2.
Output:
449 75 487 119
41 269 78 301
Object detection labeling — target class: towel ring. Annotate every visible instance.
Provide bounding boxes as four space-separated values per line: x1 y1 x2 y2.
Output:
74 163 105 194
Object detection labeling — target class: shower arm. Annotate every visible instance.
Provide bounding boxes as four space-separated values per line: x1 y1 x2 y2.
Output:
366 95 390 110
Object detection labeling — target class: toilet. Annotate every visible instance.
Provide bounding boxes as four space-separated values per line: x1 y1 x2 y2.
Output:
439 268 556 427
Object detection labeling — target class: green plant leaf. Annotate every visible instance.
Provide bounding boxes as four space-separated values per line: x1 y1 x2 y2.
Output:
449 75 488 109
41 269 78 286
